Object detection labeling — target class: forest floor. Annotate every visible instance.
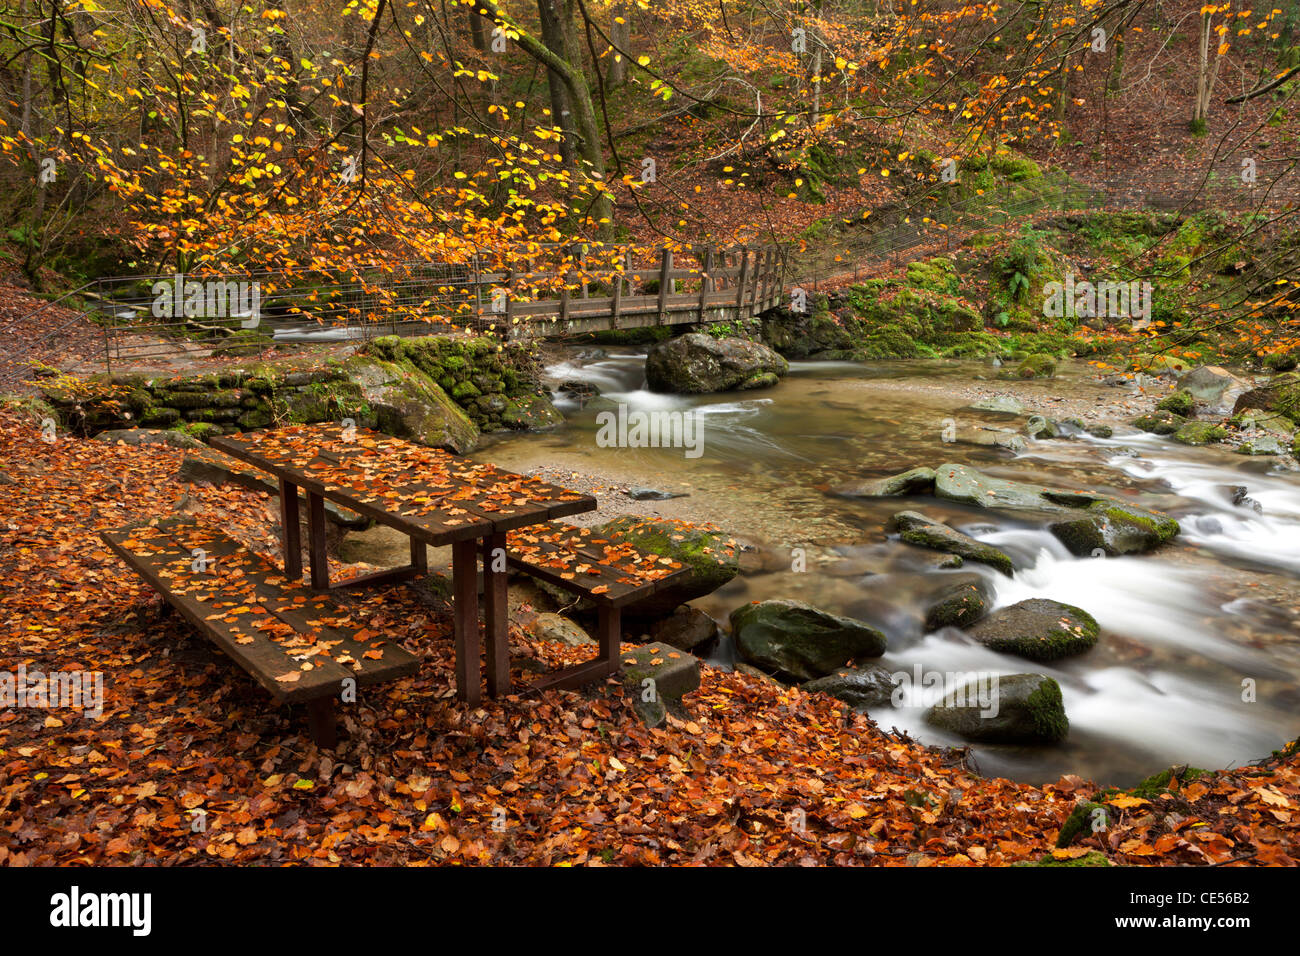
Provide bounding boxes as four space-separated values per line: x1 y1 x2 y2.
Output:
1 411 1297 866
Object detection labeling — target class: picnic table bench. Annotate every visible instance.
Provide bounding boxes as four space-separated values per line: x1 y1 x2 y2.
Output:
101 516 419 746
503 522 693 691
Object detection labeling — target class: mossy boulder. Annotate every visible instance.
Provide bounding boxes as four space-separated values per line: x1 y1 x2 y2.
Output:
800 665 899 711
1232 371 1300 424
731 599 888 682
1050 501 1180 556
597 516 738 615
966 598 1100 661
645 333 788 393
891 510 1015 575
501 394 565 430
1006 353 1057 379
926 673 1068 744
923 576 992 630
1131 410 1187 435
1156 390 1195 417
1024 415 1060 439
1173 421 1227 445
343 355 478 453
833 466 936 499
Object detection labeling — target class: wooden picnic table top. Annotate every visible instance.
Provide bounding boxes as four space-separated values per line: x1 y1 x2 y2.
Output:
210 424 597 545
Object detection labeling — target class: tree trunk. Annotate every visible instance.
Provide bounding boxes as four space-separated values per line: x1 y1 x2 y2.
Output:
475 0 611 236
607 3 630 88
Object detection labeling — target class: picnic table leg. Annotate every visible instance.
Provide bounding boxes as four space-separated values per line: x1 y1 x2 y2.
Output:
307 492 329 590
597 606 622 676
409 535 428 575
307 697 337 748
482 532 509 697
278 478 302 582
452 538 482 706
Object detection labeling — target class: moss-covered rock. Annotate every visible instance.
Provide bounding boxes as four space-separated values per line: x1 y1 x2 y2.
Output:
731 599 887 682
926 672 1068 744
501 393 564 430
1173 421 1227 445
1008 353 1057 379
1132 410 1187 435
645 333 788 393
891 510 1015 575
1156 390 1195 416
966 598 1100 661
923 576 991 629
343 355 478 453
1050 501 1180 556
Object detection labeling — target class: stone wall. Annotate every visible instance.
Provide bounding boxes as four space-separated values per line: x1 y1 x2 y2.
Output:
41 334 563 453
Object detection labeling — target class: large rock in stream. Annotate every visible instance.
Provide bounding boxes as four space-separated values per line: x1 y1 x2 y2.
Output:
934 463 1180 555
965 598 1100 661
800 665 899 710
890 511 1015 575
645 333 788 393
1233 371 1300 424
926 673 1069 744
730 599 887 682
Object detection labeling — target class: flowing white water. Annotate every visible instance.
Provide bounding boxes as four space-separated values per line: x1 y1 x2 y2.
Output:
498 351 1300 784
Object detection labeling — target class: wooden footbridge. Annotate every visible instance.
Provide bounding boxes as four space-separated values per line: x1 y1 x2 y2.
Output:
0 243 789 382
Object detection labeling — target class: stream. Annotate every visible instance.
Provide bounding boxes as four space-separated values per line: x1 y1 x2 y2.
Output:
477 349 1300 786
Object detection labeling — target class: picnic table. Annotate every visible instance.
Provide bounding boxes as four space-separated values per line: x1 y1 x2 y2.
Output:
210 423 598 705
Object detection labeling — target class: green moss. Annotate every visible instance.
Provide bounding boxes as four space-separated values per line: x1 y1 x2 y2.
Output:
179 422 217 441
1156 390 1195 417
1029 850 1112 866
1026 676 1069 740
905 258 959 294
1173 421 1227 445
990 152 1041 181
1056 801 1110 847
1095 504 1180 543
1007 353 1057 379
451 380 481 400
1131 766 1210 800
1132 410 1187 435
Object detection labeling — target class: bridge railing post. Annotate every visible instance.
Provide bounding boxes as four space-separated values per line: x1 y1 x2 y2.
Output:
696 246 712 322
656 248 672 324
610 260 623 330
734 247 749 318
